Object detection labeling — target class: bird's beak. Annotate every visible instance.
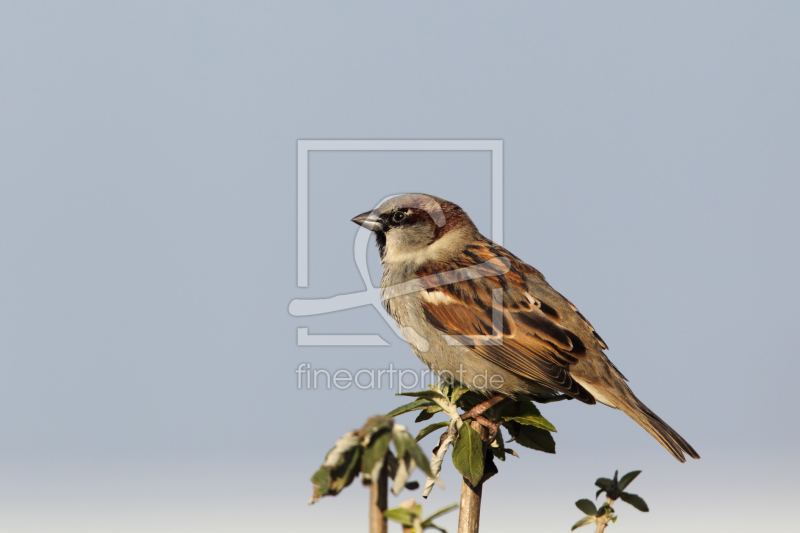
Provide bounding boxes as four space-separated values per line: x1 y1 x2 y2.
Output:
351 210 384 232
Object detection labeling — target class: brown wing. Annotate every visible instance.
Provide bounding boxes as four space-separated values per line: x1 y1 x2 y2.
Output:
417 244 596 404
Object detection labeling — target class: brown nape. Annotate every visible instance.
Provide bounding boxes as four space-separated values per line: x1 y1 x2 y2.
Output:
431 201 474 241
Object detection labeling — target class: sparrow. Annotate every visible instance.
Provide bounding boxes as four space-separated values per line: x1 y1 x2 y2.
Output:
351 193 699 462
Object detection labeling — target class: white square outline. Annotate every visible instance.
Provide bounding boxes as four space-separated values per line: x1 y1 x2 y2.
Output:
297 139 504 288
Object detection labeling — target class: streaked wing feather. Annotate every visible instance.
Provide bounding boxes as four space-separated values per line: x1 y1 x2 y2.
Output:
417 247 595 404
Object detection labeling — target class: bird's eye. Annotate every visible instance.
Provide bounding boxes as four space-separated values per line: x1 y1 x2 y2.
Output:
392 211 407 223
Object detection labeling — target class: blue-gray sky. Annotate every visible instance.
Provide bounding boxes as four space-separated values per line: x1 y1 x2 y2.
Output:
1 2 798 532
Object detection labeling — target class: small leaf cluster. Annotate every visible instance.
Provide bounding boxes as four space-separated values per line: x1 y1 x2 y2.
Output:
572 499 616 531
389 384 562 490
571 470 648 531
497 399 557 454
309 415 435 503
594 470 649 512
384 500 457 533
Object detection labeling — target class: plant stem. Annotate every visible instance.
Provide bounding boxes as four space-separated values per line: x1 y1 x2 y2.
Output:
594 498 614 533
457 421 488 533
369 464 388 533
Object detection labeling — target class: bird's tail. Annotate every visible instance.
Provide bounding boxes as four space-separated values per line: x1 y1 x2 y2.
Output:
615 395 700 463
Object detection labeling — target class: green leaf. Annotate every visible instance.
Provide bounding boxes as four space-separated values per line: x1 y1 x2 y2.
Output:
620 492 649 512
617 470 641 491
393 428 411 458
361 430 391 481
360 415 394 437
394 427 436 478
415 409 436 422
450 384 471 404
406 440 436 479
397 389 448 401
575 499 597 516
506 423 556 453
387 398 437 417
500 401 557 432
416 421 450 442
384 507 415 526
452 423 484 486
423 503 458 523
595 477 612 490
309 467 332 502
328 446 362 493
571 516 596 531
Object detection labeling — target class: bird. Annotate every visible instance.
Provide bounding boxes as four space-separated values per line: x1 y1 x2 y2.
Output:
351 193 699 462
